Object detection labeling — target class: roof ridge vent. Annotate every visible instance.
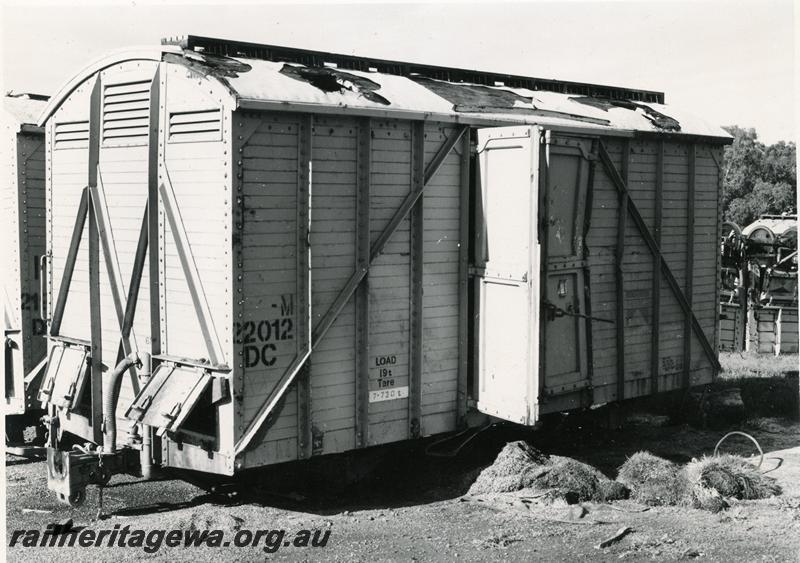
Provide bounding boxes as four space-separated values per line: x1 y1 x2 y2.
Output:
165 34 666 104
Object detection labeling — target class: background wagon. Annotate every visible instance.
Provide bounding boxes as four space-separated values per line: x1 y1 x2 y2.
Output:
3 92 49 452
37 35 730 504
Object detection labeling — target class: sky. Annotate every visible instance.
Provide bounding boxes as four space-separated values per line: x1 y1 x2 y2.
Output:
0 0 795 144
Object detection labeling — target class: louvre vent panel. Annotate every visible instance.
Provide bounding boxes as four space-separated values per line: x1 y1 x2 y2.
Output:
53 120 89 149
168 109 222 142
102 80 151 145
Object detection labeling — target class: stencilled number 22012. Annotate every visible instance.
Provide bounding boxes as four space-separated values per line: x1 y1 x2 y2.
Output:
235 318 293 344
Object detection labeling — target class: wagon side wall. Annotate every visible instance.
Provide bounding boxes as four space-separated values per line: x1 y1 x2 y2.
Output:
234 112 465 470
586 136 722 405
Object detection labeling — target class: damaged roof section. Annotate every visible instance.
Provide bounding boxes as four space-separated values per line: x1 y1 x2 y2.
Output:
164 50 252 81
38 39 732 140
4 92 49 127
570 96 681 131
280 64 390 105
411 76 611 127
220 55 723 136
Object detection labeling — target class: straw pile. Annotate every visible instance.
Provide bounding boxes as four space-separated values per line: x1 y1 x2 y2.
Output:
618 451 781 513
617 451 688 506
469 442 780 512
468 441 628 502
684 454 782 512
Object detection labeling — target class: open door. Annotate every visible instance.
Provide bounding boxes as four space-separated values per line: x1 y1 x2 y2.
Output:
539 133 592 405
475 126 540 425
126 362 213 437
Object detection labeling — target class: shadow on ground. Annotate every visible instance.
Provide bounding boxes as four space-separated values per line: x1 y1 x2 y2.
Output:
12 369 798 521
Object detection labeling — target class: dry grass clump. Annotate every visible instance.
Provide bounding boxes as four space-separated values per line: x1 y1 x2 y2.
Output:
468 441 550 494
684 454 781 512
470 442 781 512
468 441 628 502
618 451 781 512
537 456 609 502
617 451 688 506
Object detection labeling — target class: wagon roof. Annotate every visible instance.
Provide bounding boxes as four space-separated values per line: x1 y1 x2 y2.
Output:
39 38 732 142
4 92 49 129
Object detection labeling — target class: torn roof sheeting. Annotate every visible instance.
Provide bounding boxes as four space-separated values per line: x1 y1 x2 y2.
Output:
37 37 731 140
206 55 728 139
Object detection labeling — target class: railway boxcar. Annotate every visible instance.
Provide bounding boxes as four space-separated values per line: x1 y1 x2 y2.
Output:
37 36 730 504
3 92 49 450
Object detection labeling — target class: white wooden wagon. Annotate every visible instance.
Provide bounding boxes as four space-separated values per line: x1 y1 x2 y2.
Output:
36 36 730 505
4 92 49 452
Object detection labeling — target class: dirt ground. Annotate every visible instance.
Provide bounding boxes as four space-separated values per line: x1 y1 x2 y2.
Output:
4 353 799 562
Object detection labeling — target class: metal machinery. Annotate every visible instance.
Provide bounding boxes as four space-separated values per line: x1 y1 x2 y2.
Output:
36 35 731 505
744 215 798 354
3 92 50 455
718 214 798 353
718 222 747 351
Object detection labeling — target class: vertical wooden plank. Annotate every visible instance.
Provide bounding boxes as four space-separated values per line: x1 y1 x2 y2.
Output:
88 76 104 444
616 139 629 401
457 129 470 425
355 117 371 448
683 143 696 388
650 140 663 394
409 120 424 439
296 113 313 458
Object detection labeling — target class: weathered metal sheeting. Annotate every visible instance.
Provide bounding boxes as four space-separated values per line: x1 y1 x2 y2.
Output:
40 45 731 140
184 56 732 138
3 93 49 418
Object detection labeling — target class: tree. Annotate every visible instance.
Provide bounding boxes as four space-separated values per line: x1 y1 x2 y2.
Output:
721 126 796 227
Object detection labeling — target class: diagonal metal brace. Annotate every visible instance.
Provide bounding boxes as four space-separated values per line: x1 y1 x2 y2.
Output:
49 188 89 337
596 141 721 373
313 125 468 346
234 125 469 456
